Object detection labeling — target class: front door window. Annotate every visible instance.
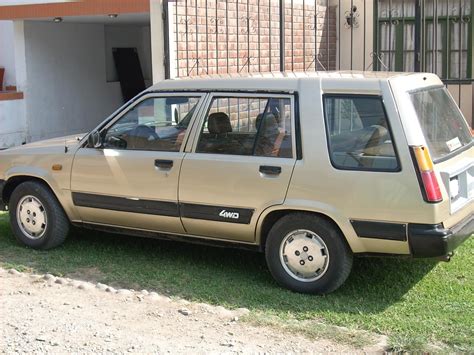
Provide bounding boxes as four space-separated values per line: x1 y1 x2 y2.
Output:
104 96 200 152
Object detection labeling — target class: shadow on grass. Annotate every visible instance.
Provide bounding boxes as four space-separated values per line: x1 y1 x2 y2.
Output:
0 213 437 318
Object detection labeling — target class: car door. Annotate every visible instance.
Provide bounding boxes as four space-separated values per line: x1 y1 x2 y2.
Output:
178 93 298 242
71 93 205 233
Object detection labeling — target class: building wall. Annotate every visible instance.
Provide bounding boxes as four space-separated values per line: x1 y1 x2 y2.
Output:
168 0 336 78
0 99 26 148
0 20 16 87
1 20 153 148
0 21 27 149
151 0 166 82
447 83 473 129
334 0 374 71
21 21 151 142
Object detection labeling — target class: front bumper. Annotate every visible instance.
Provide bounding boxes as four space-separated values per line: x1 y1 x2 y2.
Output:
408 215 473 258
0 179 6 211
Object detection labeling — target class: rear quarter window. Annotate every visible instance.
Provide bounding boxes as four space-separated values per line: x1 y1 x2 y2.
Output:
323 95 400 172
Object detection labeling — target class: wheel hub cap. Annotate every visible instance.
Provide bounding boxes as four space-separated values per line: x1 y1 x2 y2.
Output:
16 195 47 239
279 229 329 282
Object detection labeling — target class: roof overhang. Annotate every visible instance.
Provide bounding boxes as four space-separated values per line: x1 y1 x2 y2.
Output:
0 0 150 21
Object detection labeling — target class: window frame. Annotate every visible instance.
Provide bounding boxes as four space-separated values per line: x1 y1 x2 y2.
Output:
375 12 472 80
190 92 297 159
95 92 206 153
322 93 402 173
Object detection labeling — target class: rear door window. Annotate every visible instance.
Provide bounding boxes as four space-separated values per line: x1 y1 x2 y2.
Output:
196 96 293 158
323 95 400 171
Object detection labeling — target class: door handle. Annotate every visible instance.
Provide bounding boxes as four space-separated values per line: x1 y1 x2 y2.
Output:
155 159 174 169
259 165 281 175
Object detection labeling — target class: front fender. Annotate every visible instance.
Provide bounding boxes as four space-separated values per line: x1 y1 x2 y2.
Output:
6 165 62 192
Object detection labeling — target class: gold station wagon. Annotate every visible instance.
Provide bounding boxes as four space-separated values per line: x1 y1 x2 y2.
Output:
0 72 472 294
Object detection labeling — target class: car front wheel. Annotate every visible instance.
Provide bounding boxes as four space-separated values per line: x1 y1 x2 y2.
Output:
265 213 353 294
9 181 70 250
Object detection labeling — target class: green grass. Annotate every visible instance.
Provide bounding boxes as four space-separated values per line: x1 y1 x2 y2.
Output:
0 212 472 351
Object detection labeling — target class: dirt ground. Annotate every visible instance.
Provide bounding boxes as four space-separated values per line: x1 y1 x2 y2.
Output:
0 268 385 353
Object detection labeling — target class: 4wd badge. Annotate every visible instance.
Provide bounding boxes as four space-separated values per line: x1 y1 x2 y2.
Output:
219 210 240 219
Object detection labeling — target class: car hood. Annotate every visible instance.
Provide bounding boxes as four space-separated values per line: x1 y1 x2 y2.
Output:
6 133 86 151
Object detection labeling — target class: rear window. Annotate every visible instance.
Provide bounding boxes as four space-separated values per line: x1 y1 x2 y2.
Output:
409 87 473 161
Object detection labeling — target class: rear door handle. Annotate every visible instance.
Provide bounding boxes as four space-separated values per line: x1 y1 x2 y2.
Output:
259 165 281 175
155 159 174 169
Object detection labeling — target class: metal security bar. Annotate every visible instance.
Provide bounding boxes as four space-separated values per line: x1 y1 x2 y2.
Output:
164 0 471 78
163 0 473 125
164 0 337 77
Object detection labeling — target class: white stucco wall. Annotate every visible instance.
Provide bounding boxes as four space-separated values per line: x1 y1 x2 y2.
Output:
23 21 125 142
0 21 27 149
0 99 26 148
0 20 16 87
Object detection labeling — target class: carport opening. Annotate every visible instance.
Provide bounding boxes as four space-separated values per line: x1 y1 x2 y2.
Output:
23 13 152 142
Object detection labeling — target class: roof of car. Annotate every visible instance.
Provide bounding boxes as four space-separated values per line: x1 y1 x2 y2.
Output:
148 71 416 92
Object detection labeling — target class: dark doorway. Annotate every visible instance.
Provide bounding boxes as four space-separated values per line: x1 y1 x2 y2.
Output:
113 48 146 103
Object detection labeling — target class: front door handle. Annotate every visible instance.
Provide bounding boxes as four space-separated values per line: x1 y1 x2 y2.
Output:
259 165 281 175
155 159 174 169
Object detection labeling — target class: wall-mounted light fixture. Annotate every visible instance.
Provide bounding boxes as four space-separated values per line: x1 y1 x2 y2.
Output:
345 6 359 28
53 17 63 23
108 14 118 18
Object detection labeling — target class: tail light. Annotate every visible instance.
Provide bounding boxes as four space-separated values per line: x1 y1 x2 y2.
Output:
411 146 442 203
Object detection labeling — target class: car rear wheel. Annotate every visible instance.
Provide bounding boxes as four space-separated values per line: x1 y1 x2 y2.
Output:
265 213 352 294
9 181 70 250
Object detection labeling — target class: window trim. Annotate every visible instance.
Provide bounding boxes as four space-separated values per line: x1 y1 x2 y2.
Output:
322 93 402 173
190 92 297 159
87 92 206 153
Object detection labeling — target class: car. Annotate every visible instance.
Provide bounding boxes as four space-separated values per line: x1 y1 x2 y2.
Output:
0 71 472 294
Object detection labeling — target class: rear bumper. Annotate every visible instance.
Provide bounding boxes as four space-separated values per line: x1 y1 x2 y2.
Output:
408 215 473 258
0 179 6 211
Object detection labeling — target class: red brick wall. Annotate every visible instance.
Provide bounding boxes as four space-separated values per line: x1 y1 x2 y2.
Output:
169 0 337 77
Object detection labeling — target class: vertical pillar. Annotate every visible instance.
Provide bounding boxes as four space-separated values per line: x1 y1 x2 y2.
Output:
279 0 285 71
414 0 421 72
13 20 27 144
150 0 166 82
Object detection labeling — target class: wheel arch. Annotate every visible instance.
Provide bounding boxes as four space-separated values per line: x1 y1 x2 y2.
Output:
256 204 364 253
2 175 56 204
2 173 79 222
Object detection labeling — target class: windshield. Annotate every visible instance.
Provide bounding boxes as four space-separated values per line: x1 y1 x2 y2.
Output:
409 86 472 161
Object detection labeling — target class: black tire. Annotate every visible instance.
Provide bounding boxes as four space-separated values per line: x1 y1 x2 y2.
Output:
9 181 70 250
265 213 352 294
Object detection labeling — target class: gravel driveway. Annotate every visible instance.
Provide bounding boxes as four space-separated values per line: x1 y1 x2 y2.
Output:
0 268 384 353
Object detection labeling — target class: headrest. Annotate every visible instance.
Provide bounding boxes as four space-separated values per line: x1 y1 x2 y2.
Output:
208 112 232 134
370 124 388 138
258 113 280 136
366 124 388 146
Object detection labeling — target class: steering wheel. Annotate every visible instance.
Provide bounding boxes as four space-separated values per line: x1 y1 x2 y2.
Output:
131 125 159 141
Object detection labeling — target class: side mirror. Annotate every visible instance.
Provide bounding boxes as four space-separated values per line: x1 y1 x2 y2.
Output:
87 130 102 148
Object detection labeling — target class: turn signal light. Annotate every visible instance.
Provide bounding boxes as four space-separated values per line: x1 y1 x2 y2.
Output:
411 146 442 203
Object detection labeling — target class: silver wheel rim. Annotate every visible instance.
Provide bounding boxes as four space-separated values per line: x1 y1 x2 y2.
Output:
279 229 330 282
16 195 47 239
